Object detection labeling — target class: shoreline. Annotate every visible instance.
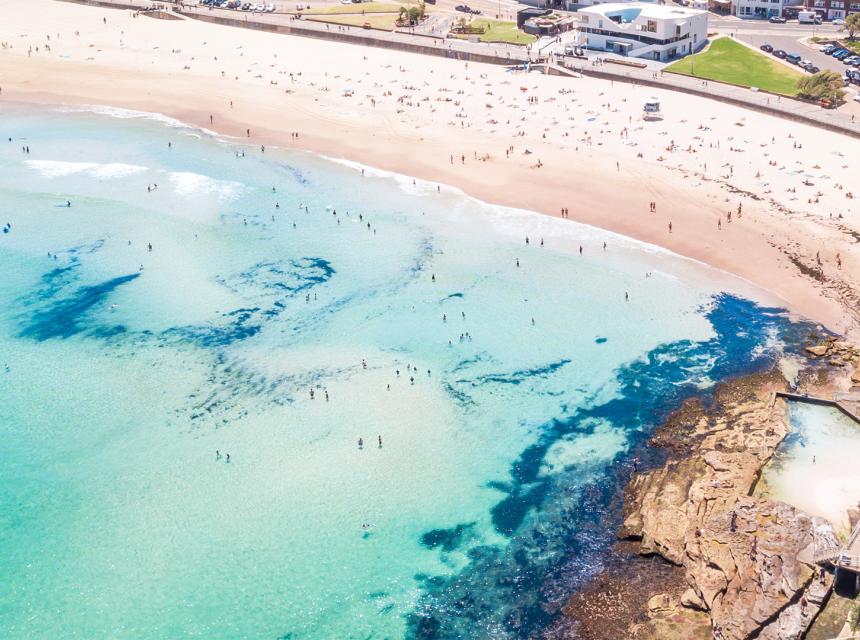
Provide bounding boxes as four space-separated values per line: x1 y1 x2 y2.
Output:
2 0 858 337
5 97 812 316
558 342 860 640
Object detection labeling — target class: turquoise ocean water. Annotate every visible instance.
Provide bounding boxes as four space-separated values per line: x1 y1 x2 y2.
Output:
0 105 815 639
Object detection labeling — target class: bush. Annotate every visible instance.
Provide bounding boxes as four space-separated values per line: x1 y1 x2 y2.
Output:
796 70 845 104
846 12 860 40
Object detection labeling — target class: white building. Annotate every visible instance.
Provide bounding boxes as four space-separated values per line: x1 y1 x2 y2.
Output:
577 3 708 62
733 0 803 18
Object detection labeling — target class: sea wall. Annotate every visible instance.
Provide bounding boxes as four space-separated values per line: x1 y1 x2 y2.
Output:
579 67 860 141
178 11 521 66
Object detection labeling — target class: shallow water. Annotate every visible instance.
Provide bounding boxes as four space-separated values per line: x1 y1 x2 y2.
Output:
761 402 860 533
0 105 815 639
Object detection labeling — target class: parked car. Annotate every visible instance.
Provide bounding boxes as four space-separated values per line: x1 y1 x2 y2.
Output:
820 44 837 53
773 49 787 58
769 15 787 23
832 18 845 25
265 2 275 10
455 4 470 11
835 50 853 60
844 56 860 64
760 43 774 53
854 93 860 102
786 53 802 64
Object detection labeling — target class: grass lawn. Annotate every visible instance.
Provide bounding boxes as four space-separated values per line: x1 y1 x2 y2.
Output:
843 40 860 54
452 19 536 45
300 2 408 15
309 13 400 29
665 37 803 96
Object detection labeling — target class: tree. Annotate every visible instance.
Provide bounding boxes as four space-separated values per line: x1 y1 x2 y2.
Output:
796 70 846 105
846 12 860 40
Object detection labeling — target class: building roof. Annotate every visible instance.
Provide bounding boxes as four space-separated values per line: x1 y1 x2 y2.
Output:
580 2 707 21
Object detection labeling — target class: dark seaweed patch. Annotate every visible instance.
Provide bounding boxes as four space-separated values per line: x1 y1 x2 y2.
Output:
421 523 476 552
456 359 572 387
18 273 140 341
406 294 818 640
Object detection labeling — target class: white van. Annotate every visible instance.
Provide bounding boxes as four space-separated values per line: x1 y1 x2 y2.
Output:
798 10 822 24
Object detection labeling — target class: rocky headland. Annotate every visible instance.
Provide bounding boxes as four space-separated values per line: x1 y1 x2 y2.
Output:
560 339 860 640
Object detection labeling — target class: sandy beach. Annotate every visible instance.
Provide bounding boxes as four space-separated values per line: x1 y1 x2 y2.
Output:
1 0 858 336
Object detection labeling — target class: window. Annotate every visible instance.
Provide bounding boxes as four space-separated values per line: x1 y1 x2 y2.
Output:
831 1 844 7
851 2 860 8
646 19 657 32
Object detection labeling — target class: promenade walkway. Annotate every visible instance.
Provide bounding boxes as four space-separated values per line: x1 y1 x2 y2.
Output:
58 0 860 138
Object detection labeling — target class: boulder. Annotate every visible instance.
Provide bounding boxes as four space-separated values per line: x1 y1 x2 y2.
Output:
805 344 829 357
680 587 707 611
646 593 676 617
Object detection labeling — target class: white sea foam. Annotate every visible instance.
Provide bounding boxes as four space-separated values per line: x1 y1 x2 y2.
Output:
55 105 220 137
321 155 459 197
26 160 147 179
168 171 244 199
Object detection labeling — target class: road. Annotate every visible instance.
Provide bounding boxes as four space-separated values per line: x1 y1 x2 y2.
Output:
734 31 851 74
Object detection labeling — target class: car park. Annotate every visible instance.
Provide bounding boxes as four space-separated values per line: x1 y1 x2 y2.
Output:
773 49 787 58
760 43 773 53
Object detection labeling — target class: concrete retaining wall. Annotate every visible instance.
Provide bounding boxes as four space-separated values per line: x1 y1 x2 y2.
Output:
580 67 860 140
181 11 524 66
54 0 860 140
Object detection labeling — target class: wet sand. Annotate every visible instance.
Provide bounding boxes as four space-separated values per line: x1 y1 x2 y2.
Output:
1 0 858 335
